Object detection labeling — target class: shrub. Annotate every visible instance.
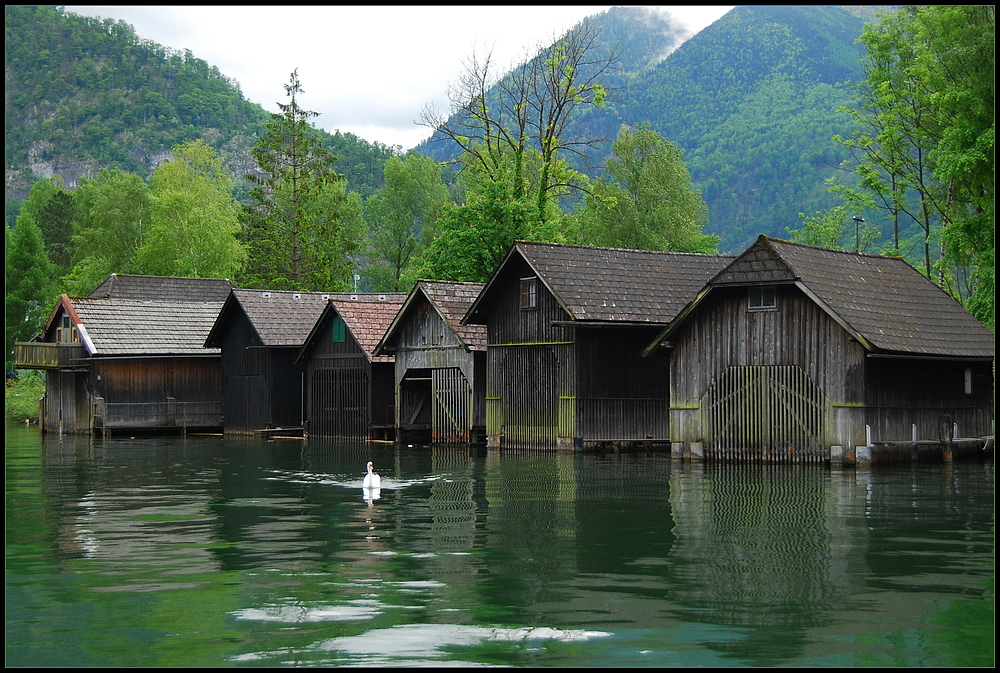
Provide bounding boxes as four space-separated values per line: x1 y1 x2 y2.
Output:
5 372 44 423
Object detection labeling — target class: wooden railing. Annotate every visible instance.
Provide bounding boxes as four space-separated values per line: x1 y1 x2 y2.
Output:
15 342 87 370
92 397 223 432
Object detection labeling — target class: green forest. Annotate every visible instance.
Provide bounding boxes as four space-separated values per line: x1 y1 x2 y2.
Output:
5 5 994 376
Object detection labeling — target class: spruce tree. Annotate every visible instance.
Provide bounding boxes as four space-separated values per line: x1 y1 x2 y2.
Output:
241 70 359 290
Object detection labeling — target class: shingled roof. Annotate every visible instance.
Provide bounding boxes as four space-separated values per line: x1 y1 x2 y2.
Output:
205 289 355 348
64 296 226 357
376 280 487 355
297 294 407 364
88 273 235 302
658 236 994 359
465 241 735 325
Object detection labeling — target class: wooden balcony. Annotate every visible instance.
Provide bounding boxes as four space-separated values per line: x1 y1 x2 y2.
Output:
15 342 88 370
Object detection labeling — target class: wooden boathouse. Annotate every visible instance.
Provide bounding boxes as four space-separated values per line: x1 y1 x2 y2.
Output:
463 241 734 450
296 293 406 439
644 236 995 462
15 274 235 434
204 289 346 434
374 281 487 444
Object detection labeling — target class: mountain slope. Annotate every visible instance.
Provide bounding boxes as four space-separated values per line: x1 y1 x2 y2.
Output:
415 5 870 252
4 5 395 202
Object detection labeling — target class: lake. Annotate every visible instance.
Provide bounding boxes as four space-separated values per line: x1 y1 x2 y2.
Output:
5 424 994 667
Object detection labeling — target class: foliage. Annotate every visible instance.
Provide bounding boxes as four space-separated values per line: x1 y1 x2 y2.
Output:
413 177 552 283
833 5 994 328
417 6 867 252
785 204 881 252
6 4 398 216
4 5 269 195
363 154 451 291
421 21 615 229
5 371 45 422
574 125 719 253
5 217 53 373
61 169 152 295
241 71 361 291
137 140 246 279
17 178 76 274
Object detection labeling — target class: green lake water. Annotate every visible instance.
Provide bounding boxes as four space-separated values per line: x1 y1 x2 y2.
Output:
5 424 994 667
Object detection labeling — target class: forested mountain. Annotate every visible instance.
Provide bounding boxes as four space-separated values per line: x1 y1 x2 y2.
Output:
418 5 872 252
4 5 396 206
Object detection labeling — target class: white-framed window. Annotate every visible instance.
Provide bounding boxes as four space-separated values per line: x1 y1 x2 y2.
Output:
749 286 777 310
520 277 538 310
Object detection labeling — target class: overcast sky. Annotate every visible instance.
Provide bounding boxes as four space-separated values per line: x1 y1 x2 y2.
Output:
63 6 735 151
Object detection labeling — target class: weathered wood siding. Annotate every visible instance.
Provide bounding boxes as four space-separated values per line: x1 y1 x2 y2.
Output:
218 312 271 432
864 358 994 442
484 258 575 448
575 327 669 442
669 285 866 457
42 370 91 433
392 298 485 443
91 357 222 431
305 316 393 439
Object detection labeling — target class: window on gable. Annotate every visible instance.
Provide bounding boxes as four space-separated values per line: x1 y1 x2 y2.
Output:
749 286 777 310
332 315 346 343
520 277 538 310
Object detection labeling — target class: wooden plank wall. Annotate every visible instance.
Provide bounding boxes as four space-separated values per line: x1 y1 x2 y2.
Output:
575 327 669 443
669 285 866 455
218 313 271 432
864 358 994 442
485 258 575 448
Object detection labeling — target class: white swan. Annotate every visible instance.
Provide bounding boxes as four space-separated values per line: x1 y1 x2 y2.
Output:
362 461 381 489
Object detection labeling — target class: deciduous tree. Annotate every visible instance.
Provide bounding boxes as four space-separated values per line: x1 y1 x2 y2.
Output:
363 154 451 291
63 168 150 295
137 140 246 279
5 216 53 372
418 23 616 279
574 125 719 253
834 5 993 328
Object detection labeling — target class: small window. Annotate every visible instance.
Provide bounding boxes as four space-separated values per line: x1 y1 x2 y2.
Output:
332 315 346 343
749 286 776 310
520 277 538 310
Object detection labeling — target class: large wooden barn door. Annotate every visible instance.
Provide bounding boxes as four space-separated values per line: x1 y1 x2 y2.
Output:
702 365 826 462
310 367 369 438
431 367 472 443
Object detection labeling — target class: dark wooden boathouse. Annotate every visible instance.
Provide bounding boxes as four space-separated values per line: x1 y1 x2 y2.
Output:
204 289 346 434
374 281 487 444
644 236 995 462
15 274 235 434
296 293 406 439
463 241 734 450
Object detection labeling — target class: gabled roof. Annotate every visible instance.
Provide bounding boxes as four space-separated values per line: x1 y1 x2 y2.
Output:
297 294 407 364
375 281 487 356
464 241 735 325
205 289 350 348
647 236 995 359
54 295 226 357
88 273 235 302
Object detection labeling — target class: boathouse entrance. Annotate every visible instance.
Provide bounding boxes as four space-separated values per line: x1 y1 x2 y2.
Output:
702 365 827 461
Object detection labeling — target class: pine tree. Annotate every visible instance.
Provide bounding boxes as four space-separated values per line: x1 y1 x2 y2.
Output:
241 70 359 290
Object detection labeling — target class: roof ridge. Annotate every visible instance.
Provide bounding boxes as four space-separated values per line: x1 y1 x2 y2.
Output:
515 239 734 258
